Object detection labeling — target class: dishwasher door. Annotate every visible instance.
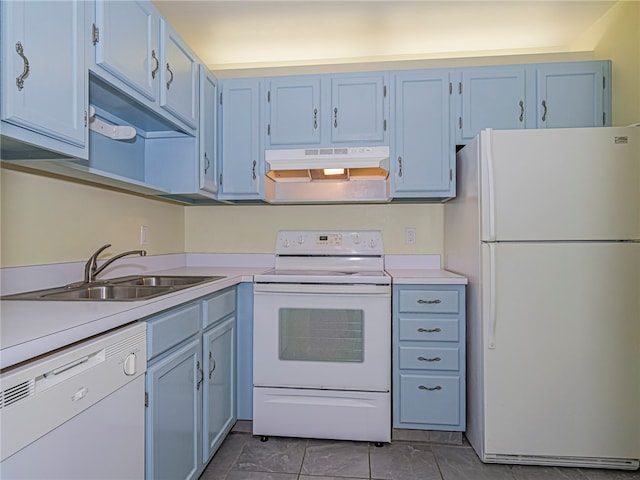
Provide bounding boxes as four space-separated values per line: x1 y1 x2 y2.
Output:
0 322 147 479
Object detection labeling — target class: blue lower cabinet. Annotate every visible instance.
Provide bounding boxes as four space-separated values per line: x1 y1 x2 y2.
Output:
393 284 466 431
144 287 237 480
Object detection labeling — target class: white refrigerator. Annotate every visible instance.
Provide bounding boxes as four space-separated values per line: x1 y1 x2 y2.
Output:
444 126 640 470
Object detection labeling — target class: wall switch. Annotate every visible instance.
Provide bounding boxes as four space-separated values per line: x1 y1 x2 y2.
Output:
140 225 149 245
405 227 416 245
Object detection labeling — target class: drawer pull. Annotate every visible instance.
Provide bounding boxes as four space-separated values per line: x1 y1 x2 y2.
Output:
418 385 442 391
417 299 441 304
417 327 441 333
417 356 441 362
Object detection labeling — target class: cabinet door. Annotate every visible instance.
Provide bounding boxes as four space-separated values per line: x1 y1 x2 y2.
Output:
457 66 526 143
268 77 321 146
331 74 387 143
392 70 454 197
1 0 86 147
219 79 263 199
199 66 218 194
202 317 236 463
160 20 198 129
536 62 609 128
146 338 201 480
94 0 158 101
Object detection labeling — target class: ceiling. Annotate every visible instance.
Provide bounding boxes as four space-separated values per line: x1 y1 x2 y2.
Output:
153 1 617 71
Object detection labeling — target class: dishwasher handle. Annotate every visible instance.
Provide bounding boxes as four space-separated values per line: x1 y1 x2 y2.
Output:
37 349 105 393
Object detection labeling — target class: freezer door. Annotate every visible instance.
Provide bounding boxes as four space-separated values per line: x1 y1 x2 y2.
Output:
479 127 640 241
481 242 640 460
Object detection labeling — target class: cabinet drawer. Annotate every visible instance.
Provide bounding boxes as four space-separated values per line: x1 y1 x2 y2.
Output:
399 289 459 313
399 318 459 342
147 303 201 360
203 288 236 329
399 374 460 426
399 346 459 371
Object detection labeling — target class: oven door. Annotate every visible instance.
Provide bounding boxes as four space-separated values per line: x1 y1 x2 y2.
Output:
253 283 391 391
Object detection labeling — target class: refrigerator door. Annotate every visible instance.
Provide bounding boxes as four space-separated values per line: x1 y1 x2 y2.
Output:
479 127 640 242
481 242 640 464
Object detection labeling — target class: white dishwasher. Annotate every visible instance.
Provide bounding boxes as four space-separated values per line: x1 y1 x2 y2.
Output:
0 322 146 479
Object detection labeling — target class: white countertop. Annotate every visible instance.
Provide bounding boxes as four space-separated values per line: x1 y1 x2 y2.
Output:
0 266 267 369
1 253 466 370
386 268 468 285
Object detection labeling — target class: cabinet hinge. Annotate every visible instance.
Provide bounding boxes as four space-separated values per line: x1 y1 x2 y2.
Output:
267 124 271 135
383 119 387 131
449 82 452 95
603 76 606 90
450 169 453 182
383 85 387 98
219 174 223 186
219 92 222 105
267 90 271 102
92 24 99 45
84 110 88 127
458 82 462 95
603 112 606 126
144 392 148 407
458 117 462 129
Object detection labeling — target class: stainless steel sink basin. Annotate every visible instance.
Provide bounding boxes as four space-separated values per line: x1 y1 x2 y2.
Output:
110 275 224 287
41 285 174 301
1 275 225 301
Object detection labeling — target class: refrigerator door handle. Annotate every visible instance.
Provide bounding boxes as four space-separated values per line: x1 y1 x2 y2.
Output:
488 243 497 349
483 130 497 241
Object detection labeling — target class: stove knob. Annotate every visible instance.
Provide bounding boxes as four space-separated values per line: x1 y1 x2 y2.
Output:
352 233 360 245
298 234 305 245
369 238 377 248
282 238 290 248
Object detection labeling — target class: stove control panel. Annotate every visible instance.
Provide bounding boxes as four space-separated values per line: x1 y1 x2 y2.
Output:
275 230 383 255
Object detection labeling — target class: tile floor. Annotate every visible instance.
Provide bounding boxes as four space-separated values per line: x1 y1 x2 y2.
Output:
199 422 640 480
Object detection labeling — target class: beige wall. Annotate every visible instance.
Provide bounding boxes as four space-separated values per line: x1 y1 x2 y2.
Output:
184 203 443 255
572 0 640 124
0 168 185 267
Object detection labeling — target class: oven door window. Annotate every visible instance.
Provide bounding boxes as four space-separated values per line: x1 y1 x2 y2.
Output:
279 308 364 363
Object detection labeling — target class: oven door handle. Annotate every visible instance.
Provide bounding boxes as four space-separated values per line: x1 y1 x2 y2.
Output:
253 283 390 295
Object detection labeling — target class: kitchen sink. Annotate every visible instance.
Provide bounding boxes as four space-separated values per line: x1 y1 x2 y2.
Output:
1 275 225 301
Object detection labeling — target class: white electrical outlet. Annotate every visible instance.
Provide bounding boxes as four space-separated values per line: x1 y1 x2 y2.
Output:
140 225 149 245
405 227 416 245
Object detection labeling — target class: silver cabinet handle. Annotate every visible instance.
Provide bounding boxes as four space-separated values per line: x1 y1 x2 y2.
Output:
333 107 338 128
418 299 441 304
196 360 204 390
252 160 257 180
313 108 318 129
397 156 403 177
208 351 216 379
204 153 210 174
166 63 174 90
418 385 442 391
15 42 30 91
417 327 441 333
151 49 159 79
541 100 547 122
519 100 524 122
418 356 441 362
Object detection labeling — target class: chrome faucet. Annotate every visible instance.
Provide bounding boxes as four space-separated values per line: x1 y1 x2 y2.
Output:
84 244 147 284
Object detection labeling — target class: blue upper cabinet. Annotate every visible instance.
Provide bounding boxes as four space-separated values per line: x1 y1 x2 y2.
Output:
267 76 321 146
218 78 263 200
160 20 198 129
330 73 388 144
266 72 388 149
199 66 218 196
391 70 455 199
93 0 158 102
1 0 87 158
90 0 197 132
536 61 611 128
456 66 527 144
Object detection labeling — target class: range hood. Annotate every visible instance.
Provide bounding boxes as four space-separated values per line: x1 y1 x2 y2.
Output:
264 146 391 204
